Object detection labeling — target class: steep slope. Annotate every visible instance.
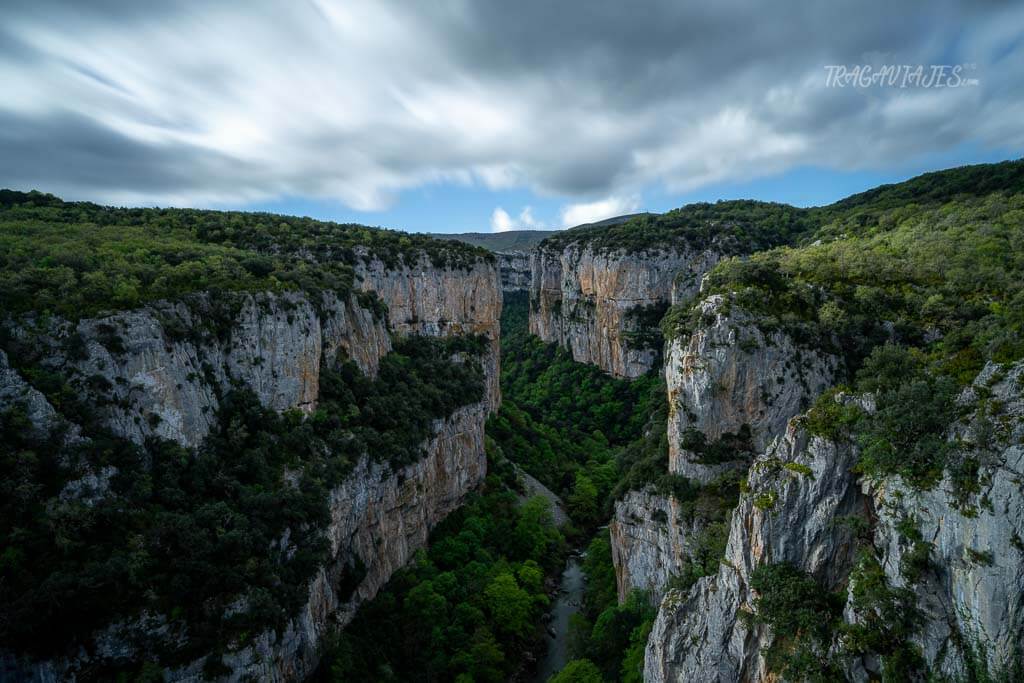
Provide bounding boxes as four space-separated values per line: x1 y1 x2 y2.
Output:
646 362 1024 682
617 162 1024 681
0 193 501 680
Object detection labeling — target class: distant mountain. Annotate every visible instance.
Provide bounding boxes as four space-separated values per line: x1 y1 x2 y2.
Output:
435 213 656 252
433 229 559 252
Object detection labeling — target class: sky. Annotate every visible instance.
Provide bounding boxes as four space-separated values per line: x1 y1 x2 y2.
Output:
1 1 1022 234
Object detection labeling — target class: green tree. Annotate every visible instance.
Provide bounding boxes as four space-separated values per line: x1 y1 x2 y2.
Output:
484 572 533 639
567 472 599 525
549 658 603 683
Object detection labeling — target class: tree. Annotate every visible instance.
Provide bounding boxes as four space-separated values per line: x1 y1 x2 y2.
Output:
567 472 599 525
549 659 603 683
483 572 533 639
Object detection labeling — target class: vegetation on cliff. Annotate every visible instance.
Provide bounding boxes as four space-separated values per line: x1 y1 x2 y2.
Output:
0 189 490 318
540 200 816 255
0 335 486 674
662 164 1024 497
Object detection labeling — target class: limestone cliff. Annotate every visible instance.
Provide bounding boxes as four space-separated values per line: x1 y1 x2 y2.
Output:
856 361 1024 680
645 414 864 682
166 403 488 682
15 290 391 450
644 363 1024 682
608 490 705 604
0 254 502 681
528 243 719 378
611 295 839 605
495 251 532 292
665 294 839 484
357 254 501 410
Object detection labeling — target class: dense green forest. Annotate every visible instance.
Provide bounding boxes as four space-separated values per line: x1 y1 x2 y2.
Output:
487 293 663 528
0 335 486 676
320 293 671 682
319 454 566 682
0 189 489 318
542 159 1024 257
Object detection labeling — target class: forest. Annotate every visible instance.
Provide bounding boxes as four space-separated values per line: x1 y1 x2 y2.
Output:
0 189 488 318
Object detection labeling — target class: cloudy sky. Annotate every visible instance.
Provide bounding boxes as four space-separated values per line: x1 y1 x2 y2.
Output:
1 1 1022 233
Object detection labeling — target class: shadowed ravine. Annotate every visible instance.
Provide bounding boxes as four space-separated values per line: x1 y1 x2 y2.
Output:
533 556 586 682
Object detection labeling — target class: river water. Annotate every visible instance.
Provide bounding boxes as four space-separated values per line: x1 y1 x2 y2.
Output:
532 556 586 682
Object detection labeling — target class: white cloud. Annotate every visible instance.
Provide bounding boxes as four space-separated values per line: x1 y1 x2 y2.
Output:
560 195 641 227
491 205 543 232
490 207 514 232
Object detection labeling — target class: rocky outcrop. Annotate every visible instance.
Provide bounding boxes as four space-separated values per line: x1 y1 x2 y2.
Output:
529 244 719 378
496 251 532 292
858 361 1024 680
645 363 1024 682
1 253 503 681
610 295 838 608
166 402 489 682
609 490 704 603
17 290 391 449
665 295 839 484
645 415 865 683
357 254 501 410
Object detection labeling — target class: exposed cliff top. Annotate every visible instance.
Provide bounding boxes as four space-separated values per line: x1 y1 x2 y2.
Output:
0 189 492 318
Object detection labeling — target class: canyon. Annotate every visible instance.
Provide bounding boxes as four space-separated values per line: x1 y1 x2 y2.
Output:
0 250 501 681
3 161 1024 681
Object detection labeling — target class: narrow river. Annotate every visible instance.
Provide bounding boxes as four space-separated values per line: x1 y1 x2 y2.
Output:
532 555 586 682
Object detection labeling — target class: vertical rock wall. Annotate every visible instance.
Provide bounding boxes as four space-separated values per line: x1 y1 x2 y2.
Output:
664 295 839 484
1 253 503 681
357 255 502 411
528 244 715 378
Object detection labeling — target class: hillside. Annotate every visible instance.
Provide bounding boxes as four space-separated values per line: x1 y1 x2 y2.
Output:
0 190 490 318
435 212 653 253
525 159 1024 681
433 229 559 252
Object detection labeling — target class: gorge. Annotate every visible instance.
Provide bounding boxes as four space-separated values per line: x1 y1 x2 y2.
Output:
2 159 1024 682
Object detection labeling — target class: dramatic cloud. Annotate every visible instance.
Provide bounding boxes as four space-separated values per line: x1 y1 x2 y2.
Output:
0 0 1021 211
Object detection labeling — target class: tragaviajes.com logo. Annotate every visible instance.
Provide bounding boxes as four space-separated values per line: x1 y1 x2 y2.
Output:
824 64 979 88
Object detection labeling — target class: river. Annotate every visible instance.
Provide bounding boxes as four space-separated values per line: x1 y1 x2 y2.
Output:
532 555 586 682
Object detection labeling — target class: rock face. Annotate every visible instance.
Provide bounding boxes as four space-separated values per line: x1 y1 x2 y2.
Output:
495 251 532 292
529 244 718 378
644 363 1024 682
1 255 502 681
357 255 502 410
665 295 839 484
609 295 839 606
609 490 704 603
645 417 865 683
859 362 1024 680
166 402 489 682
22 290 392 449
